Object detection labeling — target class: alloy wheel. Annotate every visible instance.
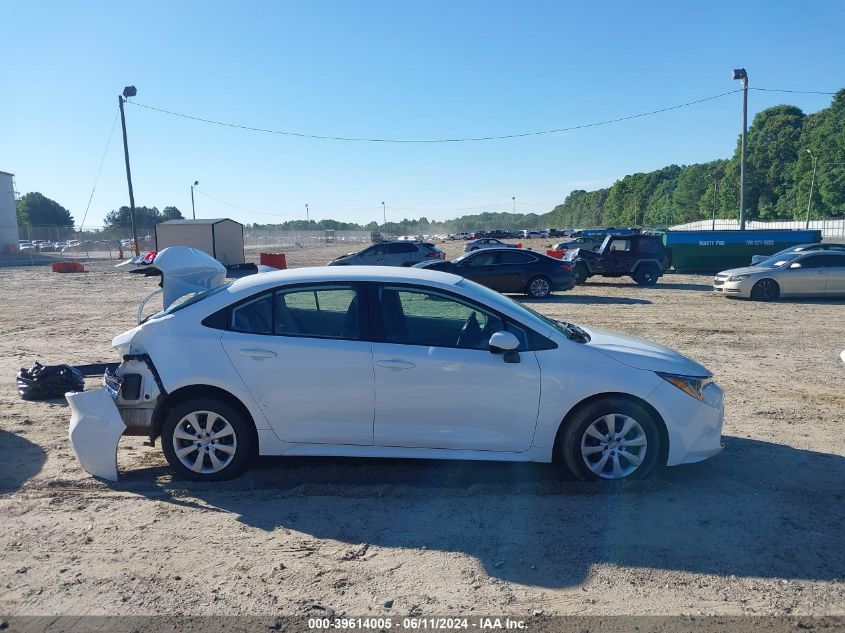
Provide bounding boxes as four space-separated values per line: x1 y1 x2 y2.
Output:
580 413 648 479
172 411 238 474
529 277 551 298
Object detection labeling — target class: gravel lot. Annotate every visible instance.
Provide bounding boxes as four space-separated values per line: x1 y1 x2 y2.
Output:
1 239 843 617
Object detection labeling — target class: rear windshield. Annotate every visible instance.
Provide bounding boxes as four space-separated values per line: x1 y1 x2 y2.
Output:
145 282 232 322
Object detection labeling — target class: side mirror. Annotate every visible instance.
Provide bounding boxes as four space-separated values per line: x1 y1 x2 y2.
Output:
789 262 802 269
489 331 520 363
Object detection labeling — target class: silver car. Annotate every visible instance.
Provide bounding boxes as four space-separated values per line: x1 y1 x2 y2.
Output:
328 241 444 267
714 251 845 300
463 238 518 252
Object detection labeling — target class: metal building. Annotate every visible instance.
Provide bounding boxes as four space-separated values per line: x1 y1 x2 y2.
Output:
0 171 21 254
155 218 245 265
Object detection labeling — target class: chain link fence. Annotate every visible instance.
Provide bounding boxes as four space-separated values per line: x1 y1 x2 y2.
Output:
669 218 845 237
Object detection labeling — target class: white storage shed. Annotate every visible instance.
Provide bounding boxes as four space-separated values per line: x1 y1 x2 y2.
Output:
155 218 245 266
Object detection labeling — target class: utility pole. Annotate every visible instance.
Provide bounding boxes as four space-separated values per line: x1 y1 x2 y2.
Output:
191 181 198 219
805 150 817 229
305 203 310 224
382 201 386 227
732 68 749 230
118 86 140 255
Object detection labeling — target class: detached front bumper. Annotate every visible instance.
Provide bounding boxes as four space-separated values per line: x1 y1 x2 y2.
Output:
67 388 126 481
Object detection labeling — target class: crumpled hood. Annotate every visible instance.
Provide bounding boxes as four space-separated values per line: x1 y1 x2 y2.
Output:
582 326 711 376
144 247 227 309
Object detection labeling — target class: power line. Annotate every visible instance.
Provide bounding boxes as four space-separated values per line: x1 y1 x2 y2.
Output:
751 87 837 95
195 190 298 217
128 89 745 144
78 110 120 229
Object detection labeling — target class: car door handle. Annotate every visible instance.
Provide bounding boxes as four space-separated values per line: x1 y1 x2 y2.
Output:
239 349 277 359
376 359 416 370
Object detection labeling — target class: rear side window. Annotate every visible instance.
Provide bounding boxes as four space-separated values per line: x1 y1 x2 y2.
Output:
230 294 273 334
500 251 536 264
275 286 359 339
387 242 416 254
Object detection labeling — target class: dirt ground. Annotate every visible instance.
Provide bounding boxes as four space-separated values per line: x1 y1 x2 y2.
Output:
1 238 843 618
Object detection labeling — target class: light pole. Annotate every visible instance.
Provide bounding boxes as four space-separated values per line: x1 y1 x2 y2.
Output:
732 68 749 231
382 201 386 227
805 150 817 229
305 203 310 224
190 181 198 219
712 180 718 231
118 85 140 255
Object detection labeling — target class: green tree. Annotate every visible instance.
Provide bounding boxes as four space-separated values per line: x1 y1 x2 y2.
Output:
161 206 184 221
16 192 75 227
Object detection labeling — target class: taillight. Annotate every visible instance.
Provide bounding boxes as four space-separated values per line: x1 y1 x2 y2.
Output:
426 252 440 258
561 264 573 271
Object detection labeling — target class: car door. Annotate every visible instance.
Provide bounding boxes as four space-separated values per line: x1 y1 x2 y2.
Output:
384 242 416 266
778 254 828 295
219 284 375 445
822 253 845 295
370 284 541 451
456 251 503 289
604 238 633 273
497 250 538 292
356 244 387 265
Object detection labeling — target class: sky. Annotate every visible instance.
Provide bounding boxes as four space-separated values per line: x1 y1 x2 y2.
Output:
2 0 844 227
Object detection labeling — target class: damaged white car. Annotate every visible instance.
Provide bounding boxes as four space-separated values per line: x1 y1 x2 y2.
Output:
68 247 724 482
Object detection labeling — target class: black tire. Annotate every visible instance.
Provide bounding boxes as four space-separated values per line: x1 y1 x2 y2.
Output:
525 275 552 298
559 397 662 481
161 397 255 482
749 278 780 301
572 261 589 284
633 262 661 286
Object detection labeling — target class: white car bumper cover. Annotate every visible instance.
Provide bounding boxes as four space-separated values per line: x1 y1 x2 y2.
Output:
67 388 126 481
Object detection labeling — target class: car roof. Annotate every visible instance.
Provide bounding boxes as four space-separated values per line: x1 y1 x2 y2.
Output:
227 265 463 294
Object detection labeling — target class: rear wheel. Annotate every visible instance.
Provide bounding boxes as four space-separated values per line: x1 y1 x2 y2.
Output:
560 397 662 481
161 397 255 481
749 278 780 301
633 263 661 286
526 276 552 298
572 261 589 284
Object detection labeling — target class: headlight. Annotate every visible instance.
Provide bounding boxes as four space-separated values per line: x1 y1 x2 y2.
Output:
656 372 713 402
728 273 751 282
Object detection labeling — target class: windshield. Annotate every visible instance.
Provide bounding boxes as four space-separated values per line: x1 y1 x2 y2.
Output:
754 252 802 268
145 282 232 322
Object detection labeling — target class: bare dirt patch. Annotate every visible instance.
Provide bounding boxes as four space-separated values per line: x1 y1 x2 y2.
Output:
0 242 843 617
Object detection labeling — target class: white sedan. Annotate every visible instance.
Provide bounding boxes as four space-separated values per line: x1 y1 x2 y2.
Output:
68 247 724 482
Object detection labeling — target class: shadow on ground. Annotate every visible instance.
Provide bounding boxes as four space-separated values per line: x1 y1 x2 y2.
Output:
0 429 47 492
583 281 714 291
533 295 651 305
122 436 845 588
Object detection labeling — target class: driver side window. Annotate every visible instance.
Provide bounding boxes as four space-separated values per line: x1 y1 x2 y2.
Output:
378 286 506 350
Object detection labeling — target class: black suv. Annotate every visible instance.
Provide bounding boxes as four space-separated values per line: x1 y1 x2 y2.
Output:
565 234 671 286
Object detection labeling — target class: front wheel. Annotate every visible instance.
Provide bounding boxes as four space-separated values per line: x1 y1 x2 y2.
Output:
526 276 552 298
749 278 780 301
161 397 255 481
560 397 662 481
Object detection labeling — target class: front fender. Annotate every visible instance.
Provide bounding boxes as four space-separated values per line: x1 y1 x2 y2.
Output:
67 388 126 481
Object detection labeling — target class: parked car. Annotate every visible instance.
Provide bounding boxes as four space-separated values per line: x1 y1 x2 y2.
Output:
448 232 473 240
551 236 604 252
415 247 573 298
464 238 518 252
68 247 724 483
328 241 444 267
517 229 549 239
749 242 845 265
566 234 671 285
486 229 514 239
713 251 845 300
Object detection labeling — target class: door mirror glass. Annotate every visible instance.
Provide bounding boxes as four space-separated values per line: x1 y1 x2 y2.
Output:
489 331 520 353
789 262 802 269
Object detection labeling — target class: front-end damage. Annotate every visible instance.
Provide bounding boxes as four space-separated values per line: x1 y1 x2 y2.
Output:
69 246 227 480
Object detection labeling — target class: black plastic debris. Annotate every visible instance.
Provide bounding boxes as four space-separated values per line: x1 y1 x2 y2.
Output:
16 362 85 401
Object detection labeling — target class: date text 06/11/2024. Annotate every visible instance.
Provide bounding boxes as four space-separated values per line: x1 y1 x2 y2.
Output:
307 617 528 630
